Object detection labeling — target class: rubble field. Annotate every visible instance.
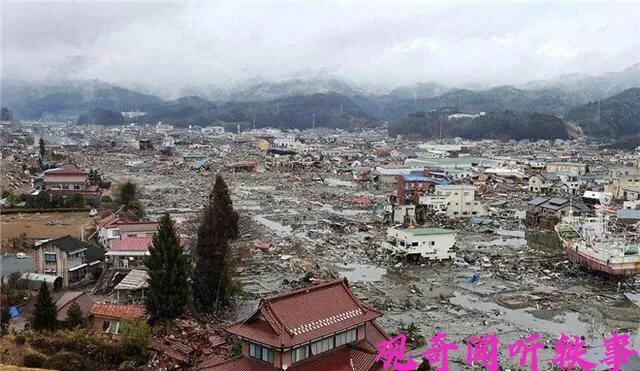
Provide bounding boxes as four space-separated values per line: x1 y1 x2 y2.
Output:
75 145 640 370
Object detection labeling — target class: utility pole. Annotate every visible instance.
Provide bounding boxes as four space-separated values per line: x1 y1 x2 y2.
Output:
439 115 443 142
312 113 316 129
253 116 256 131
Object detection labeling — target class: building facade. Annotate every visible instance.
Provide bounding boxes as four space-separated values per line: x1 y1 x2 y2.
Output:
385 226 456 260
33 235 103 287
419 184 488 218
546 162 587 176
604 165 640 199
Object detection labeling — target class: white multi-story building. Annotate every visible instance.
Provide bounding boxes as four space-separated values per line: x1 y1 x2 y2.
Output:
419 184 488 218
546 162 587 176
385 226 456 260
155 121 174 134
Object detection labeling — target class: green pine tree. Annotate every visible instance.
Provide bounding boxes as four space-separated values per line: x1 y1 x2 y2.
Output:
39 138 46 158
65 302 84 328
32 281 56 331
116 180 145 220
144 212 189 322
193 175 239 312
1 304 11 336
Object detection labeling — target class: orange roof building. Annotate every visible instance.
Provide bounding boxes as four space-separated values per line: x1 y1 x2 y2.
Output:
205 278 388 371
88 303 147 334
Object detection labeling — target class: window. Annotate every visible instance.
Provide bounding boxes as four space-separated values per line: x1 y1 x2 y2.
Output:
430 241 435 246
74 184 81 190
292 345 310 363
335 328 357 346
249 343 273 364
103 320 120 334
411 242 419 247
44 253 57 263
311 337 334 355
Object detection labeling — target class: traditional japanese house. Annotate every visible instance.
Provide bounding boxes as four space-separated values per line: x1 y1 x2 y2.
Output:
206 278 388 371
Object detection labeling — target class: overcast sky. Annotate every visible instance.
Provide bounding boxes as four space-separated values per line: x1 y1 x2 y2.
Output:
2 1 639 95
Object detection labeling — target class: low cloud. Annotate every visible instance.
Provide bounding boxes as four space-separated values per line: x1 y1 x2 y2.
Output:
2 1 639 95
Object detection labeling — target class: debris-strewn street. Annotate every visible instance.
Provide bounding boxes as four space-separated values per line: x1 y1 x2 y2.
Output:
3 123 638 369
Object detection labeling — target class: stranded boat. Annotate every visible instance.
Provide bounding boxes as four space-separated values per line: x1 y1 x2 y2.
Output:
555 214 640 276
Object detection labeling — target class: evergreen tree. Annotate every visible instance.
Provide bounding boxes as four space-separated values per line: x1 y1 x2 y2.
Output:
144 212 189 322
1 304 11 336
65 302 84 328
39 138 46 158
193 175 239 312
116 180 145 220
32 282 56 331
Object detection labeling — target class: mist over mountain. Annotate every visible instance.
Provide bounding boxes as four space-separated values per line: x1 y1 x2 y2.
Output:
3 62 639 139
2 79 162 120
137 92 375 129
523 63 640 102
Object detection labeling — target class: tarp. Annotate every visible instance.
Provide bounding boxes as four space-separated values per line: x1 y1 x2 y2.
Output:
9 306 19 318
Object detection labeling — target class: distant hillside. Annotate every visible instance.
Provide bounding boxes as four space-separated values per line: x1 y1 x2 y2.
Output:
227 78 366 102
1 107 13 121
77 108 124 125
389 110 569 140
354 86 581 122
604 135 640 150
139 92 376 129
524 63 640 102
2 79 163 120
565 88 640 137
388 82 452 99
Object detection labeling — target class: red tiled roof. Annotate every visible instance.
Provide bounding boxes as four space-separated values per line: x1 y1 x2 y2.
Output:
201 355 275 371
226 279 382 348
89 303 147 321
289 341 378 371
117 222 159 232
204 342 380 371
44 174 87 182
97 216 159 231
111 237 153 251
365 321 389 350
110 236 191 251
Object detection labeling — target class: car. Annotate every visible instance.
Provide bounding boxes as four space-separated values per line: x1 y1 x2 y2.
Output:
16 252 27 259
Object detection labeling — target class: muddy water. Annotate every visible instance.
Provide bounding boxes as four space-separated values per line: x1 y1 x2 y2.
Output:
333 263 387 282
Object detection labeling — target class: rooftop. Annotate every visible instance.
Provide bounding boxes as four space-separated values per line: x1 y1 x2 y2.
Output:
89 303 147 321
226 278 381 348
110 236 190 251
391 226 456 236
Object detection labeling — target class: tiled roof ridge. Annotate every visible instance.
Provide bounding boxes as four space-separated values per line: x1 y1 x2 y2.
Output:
263 278 348 302
261 299 292 339
290 307 365 336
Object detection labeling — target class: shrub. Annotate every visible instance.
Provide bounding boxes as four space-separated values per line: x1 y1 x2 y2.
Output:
14 334 26 345
43 351 86 371
120 320 152 357
23 352 47 368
